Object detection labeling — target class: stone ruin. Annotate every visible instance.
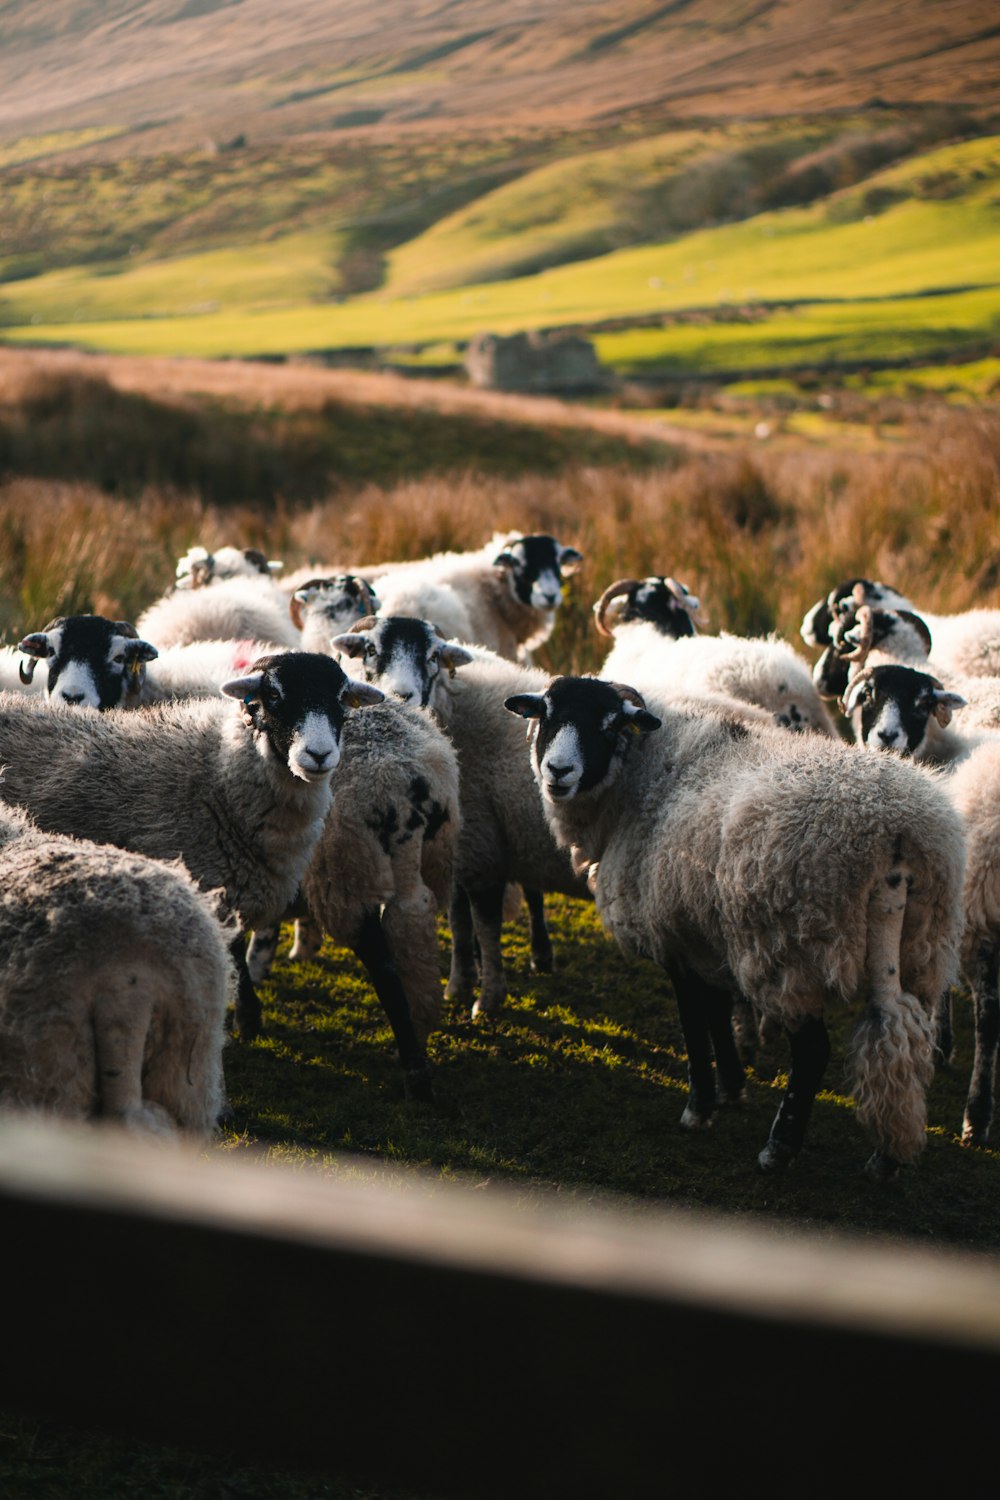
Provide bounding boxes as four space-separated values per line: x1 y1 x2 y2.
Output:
464 330 609 393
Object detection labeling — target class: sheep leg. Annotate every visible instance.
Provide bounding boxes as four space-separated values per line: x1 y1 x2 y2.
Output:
92 983 169 1133
351 907 432 1101
705 989 746 1105
246 926 279 984
731 995 759 1067
446 885 478 1007
963 941 1000 1147
290 914 323 963
467 883 507 1018
231 933 262 1042
936 988 955 1068
524 886 554 974
665 958 718 1129
757 1016 831 1172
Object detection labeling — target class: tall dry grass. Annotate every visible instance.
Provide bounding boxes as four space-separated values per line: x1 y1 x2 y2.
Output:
1 403 998 677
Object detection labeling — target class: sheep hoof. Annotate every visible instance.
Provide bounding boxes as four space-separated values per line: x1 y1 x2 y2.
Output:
864 1151 902 1183
679 1103 714 1131
757 1139 795 1173
404 1066 434 1103
235 1012 261 1043
530 952 554 975
471 995 503 1020
446 980 475 1007
962 1117 989 1148
717 1085 747 1107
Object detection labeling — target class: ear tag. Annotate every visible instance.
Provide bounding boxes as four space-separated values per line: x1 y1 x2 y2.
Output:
128 659 143 678
626 720 642 736
244 693 256 706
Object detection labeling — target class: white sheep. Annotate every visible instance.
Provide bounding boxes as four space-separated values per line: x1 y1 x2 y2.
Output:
840 641 1000 1145
596 575 838 737
332 616 589 1016
288 575 382 654
505 675 965 1178
0 802 233 1137
137 576 301 651
0 653 383 1040
174 544 284 589
363 532 583 661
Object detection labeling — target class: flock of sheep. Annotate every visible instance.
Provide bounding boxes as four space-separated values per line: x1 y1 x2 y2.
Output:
2 530 999 1183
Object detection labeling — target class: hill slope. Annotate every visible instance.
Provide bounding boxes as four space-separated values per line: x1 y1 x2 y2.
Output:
0 0 997 151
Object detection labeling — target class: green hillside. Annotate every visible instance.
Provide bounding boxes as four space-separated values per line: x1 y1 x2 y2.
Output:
5 134 998 380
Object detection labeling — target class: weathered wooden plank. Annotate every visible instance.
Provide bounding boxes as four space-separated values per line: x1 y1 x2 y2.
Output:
2 1116 998 1495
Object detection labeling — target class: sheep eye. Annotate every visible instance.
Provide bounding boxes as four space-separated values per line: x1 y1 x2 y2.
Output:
365 644 376 659
112 653 126 665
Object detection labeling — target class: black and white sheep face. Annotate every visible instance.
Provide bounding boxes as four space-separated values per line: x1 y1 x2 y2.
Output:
175 545 282 589
800 578 913 648
332 617 473 707
291 576 381 634
842 665 966 756
505 676 660 803
614 577 699 638
493 535 583 612
221 651 383 783
17 616 158 711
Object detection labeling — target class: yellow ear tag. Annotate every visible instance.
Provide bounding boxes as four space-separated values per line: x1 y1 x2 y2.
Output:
128 659 142 677
626 720 642 736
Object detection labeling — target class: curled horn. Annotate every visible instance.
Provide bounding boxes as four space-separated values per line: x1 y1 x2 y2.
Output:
348 615 379 634
841 604 875 667
607 681 649 710
289 592 305 632
593 579 639 637
18 657 37 685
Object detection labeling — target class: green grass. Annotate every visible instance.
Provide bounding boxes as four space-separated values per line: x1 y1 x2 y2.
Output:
593 286 1000 376
6 134 998 367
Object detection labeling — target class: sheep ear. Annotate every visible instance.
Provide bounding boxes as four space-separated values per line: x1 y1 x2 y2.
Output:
221 671 265 701
841 678 867 716
124 640 159 666
441 644 474 674
505 693 546 719
931 690 967 727
558 546 583 576
341 679 384 708
17 632 53 661
330 633 367 659
621 702 661 734
492 550 517 572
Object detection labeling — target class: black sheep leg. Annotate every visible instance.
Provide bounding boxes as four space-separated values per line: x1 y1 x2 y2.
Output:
523 886 554 974
963 941 1000 1146
467 882 507 1017
231 932 262 1041
705 987 747 1105
446 885 478 1009
758 1015 831 1172
352 907 432 1101
665 958 718 1128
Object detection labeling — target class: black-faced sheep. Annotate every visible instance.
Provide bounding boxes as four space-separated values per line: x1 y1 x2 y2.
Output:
505 675 965 1178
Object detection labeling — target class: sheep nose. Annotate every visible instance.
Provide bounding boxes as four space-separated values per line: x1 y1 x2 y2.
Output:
548 762 573 781
877 729 898 747
305 747 330 768
61 692 85 705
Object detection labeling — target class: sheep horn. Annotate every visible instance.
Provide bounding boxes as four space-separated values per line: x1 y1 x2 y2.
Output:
841 604 875 667
593 579 639 637
607 681 649 710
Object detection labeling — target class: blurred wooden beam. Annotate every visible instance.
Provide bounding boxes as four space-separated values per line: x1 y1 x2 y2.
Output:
2 1116 999 1495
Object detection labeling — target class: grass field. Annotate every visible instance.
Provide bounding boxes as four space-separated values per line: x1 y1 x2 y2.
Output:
6 134 997 382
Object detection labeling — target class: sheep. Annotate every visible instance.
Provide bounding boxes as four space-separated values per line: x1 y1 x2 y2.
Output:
596 575 838 737
838 633 1000 1141
14 614 288 710
802 576 1000 681
0 801 233 1137
245 696 461 1096
9 608 452 1091
0 652 384 1042
289 575 382 654
332 615 590 1017
137 575 301 652
363 532 584 661
15 615 159 710
174 544 284 589
504 675 965 1178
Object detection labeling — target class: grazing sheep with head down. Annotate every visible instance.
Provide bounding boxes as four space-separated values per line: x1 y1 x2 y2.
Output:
505 675 965 1178
0 802 234 1137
